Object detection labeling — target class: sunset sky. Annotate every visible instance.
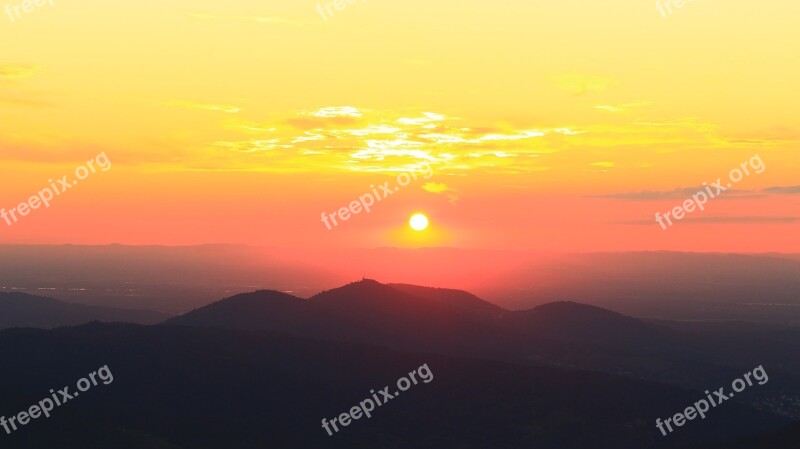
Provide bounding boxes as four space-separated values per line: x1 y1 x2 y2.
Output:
1 0 798 251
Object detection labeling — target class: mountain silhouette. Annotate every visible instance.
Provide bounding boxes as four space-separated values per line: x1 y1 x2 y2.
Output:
387 282 505 318
166 289 315 333
168 279 513 355
166 280 800 422
513 301 678 349
0 322 786 449
3 280 798 447
168 280 676 353
0 292 169 330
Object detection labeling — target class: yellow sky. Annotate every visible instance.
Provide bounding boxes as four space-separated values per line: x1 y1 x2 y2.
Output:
1 0 798 249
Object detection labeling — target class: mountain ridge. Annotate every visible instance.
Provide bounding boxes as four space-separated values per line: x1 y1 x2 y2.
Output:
0 292 170 330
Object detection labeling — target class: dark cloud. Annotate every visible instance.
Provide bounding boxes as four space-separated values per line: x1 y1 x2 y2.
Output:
764 185 800 195
622 216 799 226
591 187 761 201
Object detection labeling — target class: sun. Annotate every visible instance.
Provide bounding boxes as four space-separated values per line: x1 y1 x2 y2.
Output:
409 213 429 231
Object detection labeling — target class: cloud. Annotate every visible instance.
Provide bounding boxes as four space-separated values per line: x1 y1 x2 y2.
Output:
169 101 241 114
726 127 800 144
285 107 364 129
418 129 546 144
593 187 762 201
625 216 799 225
230 107 578 174
214 139 291 153
689 216 799 223
188 13 291 24
0 138 111 164
308 106 362 118
0 65 48 108
228 121 276 133
553 73 613 95
0 94 51 107
594 101 651 113
764 185 800 195
595 188 699 200
421 182 450 194
422 182 459 204
397 112 446 126
0 65 39 80
286 116 359 130
3 104 737 175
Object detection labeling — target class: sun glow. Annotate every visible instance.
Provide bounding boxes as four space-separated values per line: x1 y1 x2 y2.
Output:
409 213 429 231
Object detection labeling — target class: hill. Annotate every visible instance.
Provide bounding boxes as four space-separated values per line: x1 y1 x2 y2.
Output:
0 322 786 449
0 292 169 330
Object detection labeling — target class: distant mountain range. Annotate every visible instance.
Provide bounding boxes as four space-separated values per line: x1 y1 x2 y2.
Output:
167 280 800 422
0 292 169 329
480 252 800 323
5 245 800 324
167 279 680 362
3 279 799 447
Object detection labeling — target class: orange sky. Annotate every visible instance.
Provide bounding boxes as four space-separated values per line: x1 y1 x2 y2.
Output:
1 0 799 251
